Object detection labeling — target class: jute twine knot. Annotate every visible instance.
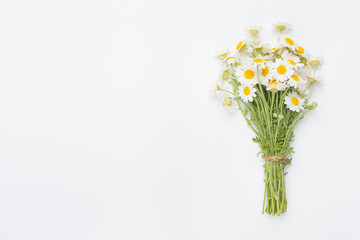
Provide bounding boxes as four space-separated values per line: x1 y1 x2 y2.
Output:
265 155 286 163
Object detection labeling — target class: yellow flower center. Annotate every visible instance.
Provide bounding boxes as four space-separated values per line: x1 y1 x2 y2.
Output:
226 57 235 60
285 38 294 46
253 58 263 63
276 25 286 31
291 97 299 106
249 29 259 36
262 67 269 77
269 79 278 88
236 41 244 51
295 46 304 54
310 60 320 67
288 59 296 65
224 97 232 107
277 65 287 74
291 75 300 81
222 69 228 81
244 69 255 79
243 86 250 96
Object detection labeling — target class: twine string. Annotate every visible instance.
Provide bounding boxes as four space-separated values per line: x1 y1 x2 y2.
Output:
265 155 286 163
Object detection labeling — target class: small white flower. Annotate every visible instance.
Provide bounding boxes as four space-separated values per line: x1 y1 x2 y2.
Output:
287 73 305 88
225 55 237 65
248 39 263 49
266 78 288 92
269 46 280 53
307 55 323 69
221 68 231 82
235 40 247 52
281 50 303 68
306 70 322 83
249 56 266 67
279 36 296 51
222 95 238 112
245 25 262 37
273 22 291 34
213 84 237 112
259 64 272 85
238 85 257 103
224 96 233 107
235 64 259 85
294 45 305 55
297 80 310 96
270 59 294 82
285 91 305 112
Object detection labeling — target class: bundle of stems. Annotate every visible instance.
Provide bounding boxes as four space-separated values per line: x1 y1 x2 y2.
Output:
213 24 321 215
225 66 316 215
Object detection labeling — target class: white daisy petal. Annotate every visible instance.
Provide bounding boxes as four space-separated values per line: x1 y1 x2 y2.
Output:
238 85 257 103
273 22 291 34
284 91 305 112
235 64 259 85
270 59 294 82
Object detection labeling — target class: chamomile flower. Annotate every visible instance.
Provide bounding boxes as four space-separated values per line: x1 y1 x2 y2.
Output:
266 78 288 92
306 70 322 83
215 49 230 59
250 56 266 67
238 84 257 103
307 55 323 69
235 64 259 85
287 73 304 88
270 59 294 82
225 55 237 65
281 50 303 68
285 91 305 112
223 96 232 107
213 84 237 112
245 25 262 37
294 45 305 55
248 39 263 49
279 36 296 51
259 64 271 85
273 22 291 34
235 40 247 52
297 80 310 96
269 46 279 53
222 94 238 112
221 68 231 82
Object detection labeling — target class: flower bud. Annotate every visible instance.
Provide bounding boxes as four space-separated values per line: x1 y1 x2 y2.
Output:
278 114 284 120
311 101 318 109
273 113 278 118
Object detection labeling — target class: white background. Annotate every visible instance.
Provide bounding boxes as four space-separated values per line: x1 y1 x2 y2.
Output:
1 0 360 239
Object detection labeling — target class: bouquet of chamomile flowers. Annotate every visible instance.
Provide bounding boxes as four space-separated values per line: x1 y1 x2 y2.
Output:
212 22 322 215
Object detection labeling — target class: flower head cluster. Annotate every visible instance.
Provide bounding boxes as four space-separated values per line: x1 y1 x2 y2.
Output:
213 23 322 113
